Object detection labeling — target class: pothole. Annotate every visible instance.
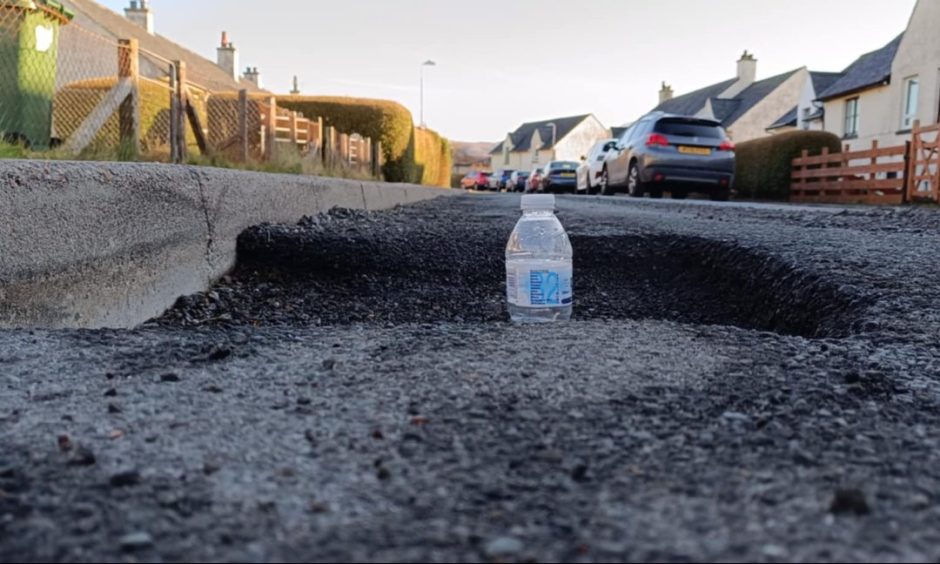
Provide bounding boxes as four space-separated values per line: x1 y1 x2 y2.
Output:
155 211 867 338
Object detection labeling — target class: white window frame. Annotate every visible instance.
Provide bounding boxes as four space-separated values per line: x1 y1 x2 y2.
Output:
844 97 860 137
902 76 920 130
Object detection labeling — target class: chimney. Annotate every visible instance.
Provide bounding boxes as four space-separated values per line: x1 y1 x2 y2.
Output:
290 75 300 95
244 67 262 88
737 50 757 87
125 0 154 34
659 81 674 104
216 31 239 82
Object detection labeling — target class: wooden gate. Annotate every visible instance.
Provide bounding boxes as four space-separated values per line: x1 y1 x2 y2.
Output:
906 121 940 202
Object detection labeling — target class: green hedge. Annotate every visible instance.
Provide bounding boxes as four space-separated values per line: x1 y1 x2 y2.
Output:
415 127 452 188
278 95 417 183
735 130 843 200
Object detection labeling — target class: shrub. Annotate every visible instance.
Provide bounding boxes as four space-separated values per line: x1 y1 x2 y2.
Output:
735 130 843 200
278 95 416 183
53 76 197 159
415 127 452 188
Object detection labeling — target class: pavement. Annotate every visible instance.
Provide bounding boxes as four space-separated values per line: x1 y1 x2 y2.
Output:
2 194 940 562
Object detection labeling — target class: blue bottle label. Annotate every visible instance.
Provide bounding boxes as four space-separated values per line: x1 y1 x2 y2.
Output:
507 261 573 307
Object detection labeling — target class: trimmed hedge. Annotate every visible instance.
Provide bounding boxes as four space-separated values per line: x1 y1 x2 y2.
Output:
415 127 452 188
278 95 417 183
53 77 197 158
735 130 843 200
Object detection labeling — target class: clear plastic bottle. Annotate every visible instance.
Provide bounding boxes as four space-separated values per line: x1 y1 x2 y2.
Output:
506 194 573 322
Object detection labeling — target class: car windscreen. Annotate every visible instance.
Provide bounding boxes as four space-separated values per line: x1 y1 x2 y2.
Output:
654 119 724 139
549 162 579 171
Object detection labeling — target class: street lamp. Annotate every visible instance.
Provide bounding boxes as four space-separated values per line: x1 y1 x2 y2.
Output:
420 60 436 128
547 122 557 160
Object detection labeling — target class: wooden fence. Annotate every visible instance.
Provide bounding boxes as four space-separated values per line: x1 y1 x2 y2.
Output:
791 141 908 204
791 120 940 205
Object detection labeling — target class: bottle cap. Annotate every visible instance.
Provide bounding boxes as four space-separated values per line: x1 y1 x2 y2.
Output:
521 194 555 211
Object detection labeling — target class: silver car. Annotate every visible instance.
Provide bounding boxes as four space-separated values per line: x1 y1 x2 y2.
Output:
600 112 735 200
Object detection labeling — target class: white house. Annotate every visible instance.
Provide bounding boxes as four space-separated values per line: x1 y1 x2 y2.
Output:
651 52 830 143
489 114 609 171
816 0 939 150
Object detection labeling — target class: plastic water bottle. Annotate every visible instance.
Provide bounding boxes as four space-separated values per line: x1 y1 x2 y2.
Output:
506 194 573 322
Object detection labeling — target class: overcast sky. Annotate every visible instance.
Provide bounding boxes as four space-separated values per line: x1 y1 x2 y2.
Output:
99 0 916 142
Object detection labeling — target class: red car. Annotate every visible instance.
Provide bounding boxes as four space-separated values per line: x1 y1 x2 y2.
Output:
460 171 492 190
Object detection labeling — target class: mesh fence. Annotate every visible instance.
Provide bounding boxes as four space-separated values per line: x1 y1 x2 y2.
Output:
0 2 121 153
0 4 375 175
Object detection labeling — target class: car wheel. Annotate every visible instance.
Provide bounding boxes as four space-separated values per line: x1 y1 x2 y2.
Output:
600 168 615 196
627 163 646 198
711 188 731 202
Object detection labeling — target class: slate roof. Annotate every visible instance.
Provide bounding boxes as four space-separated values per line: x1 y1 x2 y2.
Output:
810 72 844 97
767 71 845 130
768 107 798 130
490 115 592 155
60 0 266 93
610 126 629 139
817 34 903 101
653 69 801 128
653 78 737 116
717 69 802 126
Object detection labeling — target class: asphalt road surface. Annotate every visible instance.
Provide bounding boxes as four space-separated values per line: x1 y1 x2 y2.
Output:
3 194 940 562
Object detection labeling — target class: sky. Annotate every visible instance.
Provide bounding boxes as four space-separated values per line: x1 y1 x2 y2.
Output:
99 0 917 142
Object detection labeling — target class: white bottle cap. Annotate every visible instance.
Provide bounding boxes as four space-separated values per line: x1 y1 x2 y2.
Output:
521 194 555 211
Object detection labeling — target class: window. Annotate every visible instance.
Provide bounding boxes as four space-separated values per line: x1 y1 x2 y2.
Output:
902 76 919 129
844 97 860 137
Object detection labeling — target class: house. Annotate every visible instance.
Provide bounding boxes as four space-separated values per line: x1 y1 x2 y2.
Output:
490 114 608 171
59 0 266 93
815 0 939 150
766 72 844 134
651 52 829 143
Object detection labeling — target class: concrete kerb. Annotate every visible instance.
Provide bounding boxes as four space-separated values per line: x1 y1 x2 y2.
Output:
0 160 453 329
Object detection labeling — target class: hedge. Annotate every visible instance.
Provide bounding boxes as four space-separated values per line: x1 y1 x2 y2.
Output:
53 77 199 159
278 95 417 183
735 130 843 200
415 127 452 188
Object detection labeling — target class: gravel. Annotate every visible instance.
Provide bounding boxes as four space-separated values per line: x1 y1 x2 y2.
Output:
2 194 940 562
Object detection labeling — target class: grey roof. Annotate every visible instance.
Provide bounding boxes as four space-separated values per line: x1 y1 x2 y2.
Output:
61 0 266 93
653 69 800 128
709 98 741 122
768 107 798 130
653 78 738 116
810 71 844 96
490 114 592 155
716 69 802 126
817 34 903 101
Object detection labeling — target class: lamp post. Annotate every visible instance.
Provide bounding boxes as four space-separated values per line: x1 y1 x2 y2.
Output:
547 122 557 160
420 60 436 128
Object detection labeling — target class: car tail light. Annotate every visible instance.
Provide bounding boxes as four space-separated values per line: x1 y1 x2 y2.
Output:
646 133 670 147
719 139 735 151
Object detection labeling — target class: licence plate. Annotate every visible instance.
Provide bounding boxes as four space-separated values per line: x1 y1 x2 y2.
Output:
678 146 712 156
560 172 576 178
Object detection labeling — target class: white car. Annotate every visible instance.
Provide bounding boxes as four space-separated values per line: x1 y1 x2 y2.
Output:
577 139 618 194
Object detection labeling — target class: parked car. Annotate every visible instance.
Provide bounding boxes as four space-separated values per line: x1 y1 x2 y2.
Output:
577 139 618 194
599 112 735 200
528 168 544 192
460 171 492 190
509 171 530 192
491 169 515 191
540 161 580 193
